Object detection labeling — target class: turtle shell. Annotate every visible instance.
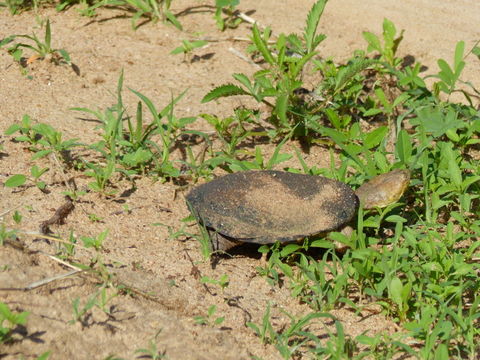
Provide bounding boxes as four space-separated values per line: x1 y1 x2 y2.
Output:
186 170 359 244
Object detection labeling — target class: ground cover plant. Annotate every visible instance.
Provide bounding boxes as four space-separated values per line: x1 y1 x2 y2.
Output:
1 0 480 359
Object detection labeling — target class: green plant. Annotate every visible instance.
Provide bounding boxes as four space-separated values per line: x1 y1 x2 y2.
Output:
84 159 117 195
36 351 52 360
4 114 39 146
0 19 71 67
221 136 293 172
134 329 167 359
247 304 338 359
69 286 118 326
200 108 263 157
171 39 208 62
0 224 17 246
4 165 49 192
73 72 196 182
80 229 109 251
56 231 77 258
12 210 22 224
363 18 404 67
84 0 181 30
202 0 328 138
194 305 225 327
5 116 81 162
214 0 242 31
0 0 35 14
200 274 229 292
0 302 29 343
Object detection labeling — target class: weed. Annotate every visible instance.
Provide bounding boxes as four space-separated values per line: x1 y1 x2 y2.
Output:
171 39 208 62
12 211 22 224
5 115 81 162
4 165 49 192
200 274 229 292
0 302 29 343
84 159 117 195
214 0 242 31
4 114 40 146
80 229 109 251
72 71 196 184
0 224 17 246
194 305 225 327
0 19 71 68
202 0 328 138
134 329 167 359
363 18 404 67
85 0 181 30
56 231 77 258
36 352 52 360
69 286 118 327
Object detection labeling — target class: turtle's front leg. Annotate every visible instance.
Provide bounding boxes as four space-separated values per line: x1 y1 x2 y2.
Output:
209 230 240 253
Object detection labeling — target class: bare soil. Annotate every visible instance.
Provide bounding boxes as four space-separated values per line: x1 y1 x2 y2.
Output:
1 1 479 359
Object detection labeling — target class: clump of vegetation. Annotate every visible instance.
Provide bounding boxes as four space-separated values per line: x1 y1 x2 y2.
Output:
197 0 480 358
0 302 29 344
0 19 71 70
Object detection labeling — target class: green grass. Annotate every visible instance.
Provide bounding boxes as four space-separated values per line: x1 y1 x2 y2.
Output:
197 0 480 358
0 19 71 72
0 302 29 344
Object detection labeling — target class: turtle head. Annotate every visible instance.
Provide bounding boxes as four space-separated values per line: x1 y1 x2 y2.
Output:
354 169 410 209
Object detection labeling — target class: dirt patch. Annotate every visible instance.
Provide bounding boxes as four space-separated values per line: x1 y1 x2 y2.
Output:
1 1 479 359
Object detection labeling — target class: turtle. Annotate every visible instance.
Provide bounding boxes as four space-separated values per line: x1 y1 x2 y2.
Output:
186 169 410 253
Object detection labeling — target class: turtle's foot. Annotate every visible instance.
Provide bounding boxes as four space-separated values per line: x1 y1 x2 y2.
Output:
209 230 240 253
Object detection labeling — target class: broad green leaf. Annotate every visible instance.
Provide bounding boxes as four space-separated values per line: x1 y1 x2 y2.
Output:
382 18 396 43
453 40 465 71
385 215 407 223
437 59 454 85
363 31 382 53
396 129 412 165
170 45 186 54
412 106 462 138
5 174 27 187
201 84 248 103
31 149 53 160
441 143 462 187
472 46 480 59
4 123 21 135
388 276 403 309
280 244 301 257
364 125 387 149
57 49 70 64
434 343 449 360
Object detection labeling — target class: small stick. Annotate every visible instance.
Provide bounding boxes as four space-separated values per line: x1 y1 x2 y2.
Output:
238 12 257 25
238 12 278 40
25 269 82 290
44 253 83 271
228 47 262 70
18 230 92 252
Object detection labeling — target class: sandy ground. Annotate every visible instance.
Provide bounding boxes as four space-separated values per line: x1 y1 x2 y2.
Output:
1 1 479 359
